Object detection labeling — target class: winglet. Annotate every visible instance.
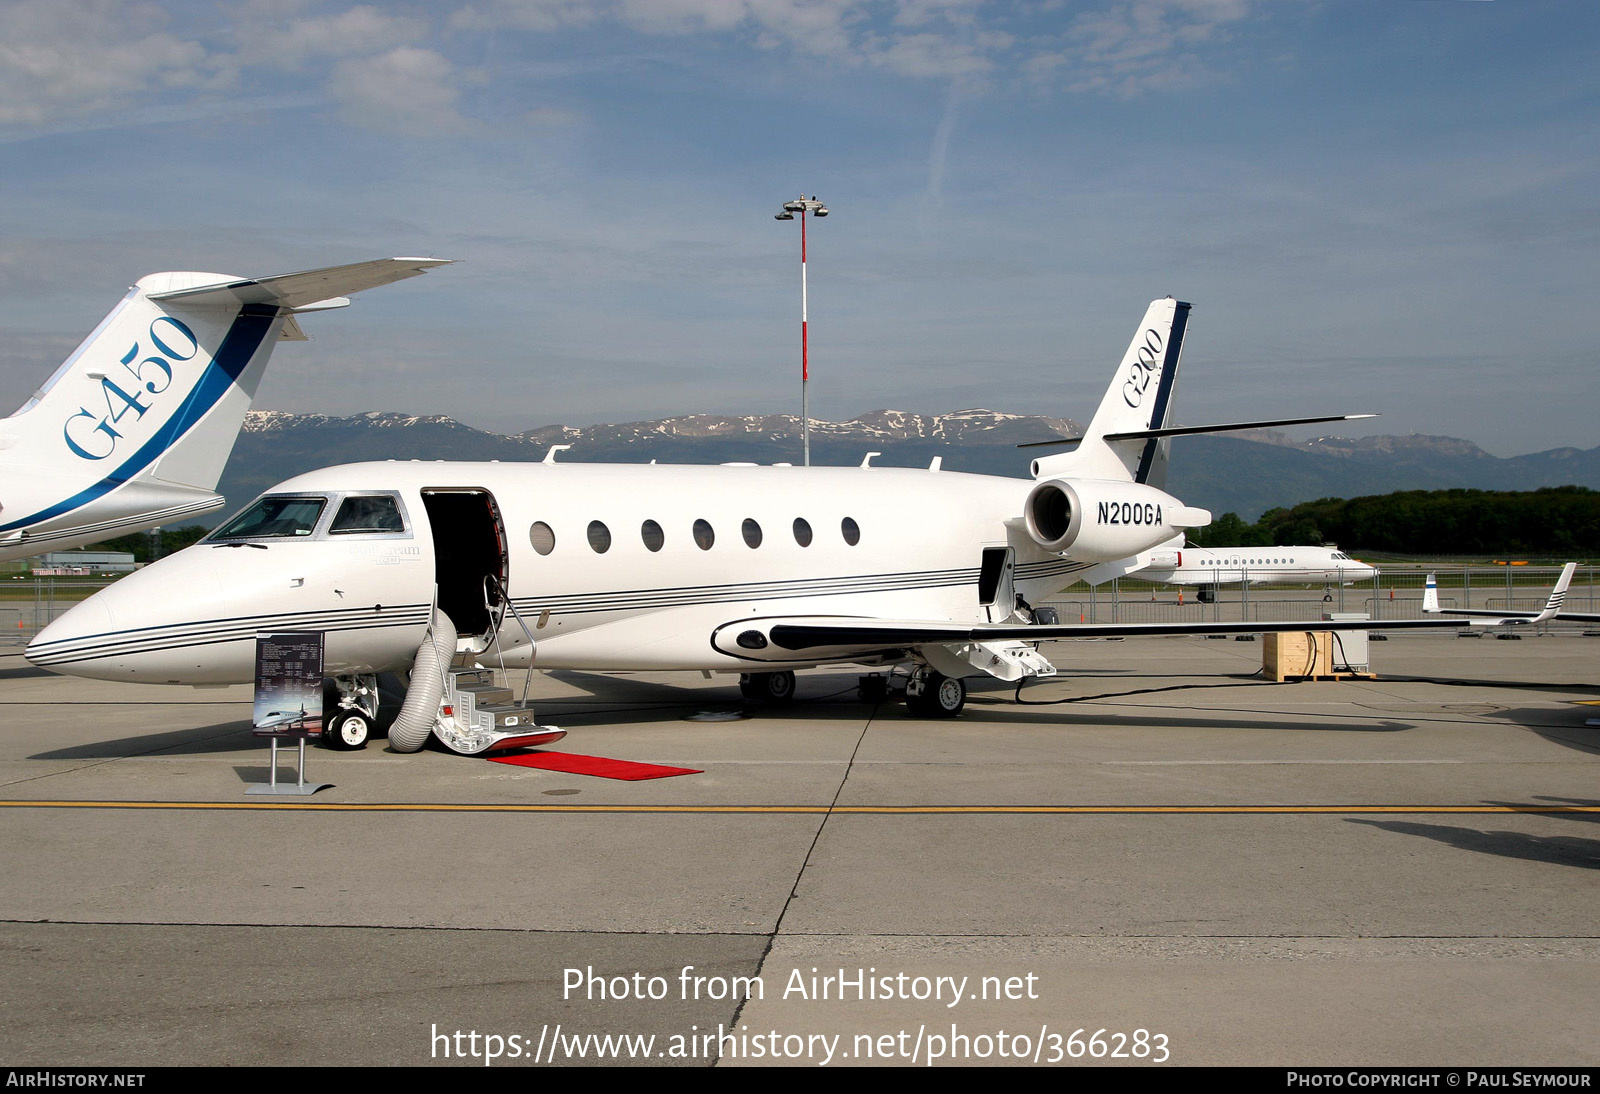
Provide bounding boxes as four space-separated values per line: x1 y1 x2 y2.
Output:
1423 573 1440 614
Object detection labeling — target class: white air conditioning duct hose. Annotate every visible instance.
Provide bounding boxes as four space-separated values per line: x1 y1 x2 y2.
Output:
388 607 456 753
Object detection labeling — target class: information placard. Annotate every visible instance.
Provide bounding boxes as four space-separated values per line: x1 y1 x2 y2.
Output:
253 632 325 738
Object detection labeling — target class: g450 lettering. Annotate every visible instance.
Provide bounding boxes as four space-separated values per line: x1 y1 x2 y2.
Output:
63 317 200 460
1121 327 1163 409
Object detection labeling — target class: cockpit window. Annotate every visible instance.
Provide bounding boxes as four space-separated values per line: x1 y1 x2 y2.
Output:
210 496 327 540
330 495 405 534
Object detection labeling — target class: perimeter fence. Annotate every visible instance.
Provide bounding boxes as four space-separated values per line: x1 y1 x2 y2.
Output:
1038 564 1599 632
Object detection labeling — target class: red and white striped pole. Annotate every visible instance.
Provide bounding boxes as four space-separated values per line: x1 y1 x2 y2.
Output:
800 203 809 467
776 195 828 466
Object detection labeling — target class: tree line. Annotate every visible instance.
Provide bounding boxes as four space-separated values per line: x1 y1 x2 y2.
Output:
1189 486 1599 556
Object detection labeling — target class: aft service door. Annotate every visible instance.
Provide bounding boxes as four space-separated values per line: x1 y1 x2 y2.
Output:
978 547 1016 623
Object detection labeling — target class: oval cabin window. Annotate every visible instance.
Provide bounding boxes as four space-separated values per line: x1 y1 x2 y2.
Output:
742 518 762 548
793 518 813 547
841 517 861 546
641 519 665 552
693 519 715 550
529 522 556 556
587 520 612 554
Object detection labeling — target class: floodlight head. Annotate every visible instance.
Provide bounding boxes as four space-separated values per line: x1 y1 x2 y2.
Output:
783 200 806 212
813 206 828 217
774 211 794 220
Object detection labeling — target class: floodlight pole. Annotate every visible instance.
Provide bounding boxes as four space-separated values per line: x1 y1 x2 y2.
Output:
775 195 828 466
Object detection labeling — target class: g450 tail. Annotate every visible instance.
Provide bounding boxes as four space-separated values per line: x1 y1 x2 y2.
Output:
0 257 450 560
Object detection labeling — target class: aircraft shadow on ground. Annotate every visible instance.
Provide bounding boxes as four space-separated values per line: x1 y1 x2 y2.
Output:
1348 800 1600 871
30 722 256 761
0 665 52 680
531 670 1417 734
1382 674 1600 696
954 705 1415 734
1484 706 1600 756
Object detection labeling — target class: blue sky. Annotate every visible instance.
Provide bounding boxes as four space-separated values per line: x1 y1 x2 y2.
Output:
2 0 1595 456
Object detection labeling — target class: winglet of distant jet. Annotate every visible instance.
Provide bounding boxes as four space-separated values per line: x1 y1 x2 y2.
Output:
1423 562 1576 625
0 257 451 561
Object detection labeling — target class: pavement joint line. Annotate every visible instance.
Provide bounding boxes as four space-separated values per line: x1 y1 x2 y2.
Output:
2 800 1598 815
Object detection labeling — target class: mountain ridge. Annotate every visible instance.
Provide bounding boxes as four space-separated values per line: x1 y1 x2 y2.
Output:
222 408 1599 523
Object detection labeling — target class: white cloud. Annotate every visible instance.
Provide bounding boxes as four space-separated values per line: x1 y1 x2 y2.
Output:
0 1 225 126
327 47 473 135
867 32 991 79
234 5 429 68
1062 0 1251 94
449 0 602 32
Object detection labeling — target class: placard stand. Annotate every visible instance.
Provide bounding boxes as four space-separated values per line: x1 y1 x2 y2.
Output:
248 737 329 795
249 631 332 796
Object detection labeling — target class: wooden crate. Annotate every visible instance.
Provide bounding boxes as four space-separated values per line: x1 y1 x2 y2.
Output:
1263 631 1333 681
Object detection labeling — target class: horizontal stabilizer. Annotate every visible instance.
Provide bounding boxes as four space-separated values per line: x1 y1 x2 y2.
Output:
1019 414 1377 449
147 257 452 309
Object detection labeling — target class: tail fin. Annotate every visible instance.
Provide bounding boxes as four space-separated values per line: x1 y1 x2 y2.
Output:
1533 562 1577 622
0 257 449 552
1031 297 1190 485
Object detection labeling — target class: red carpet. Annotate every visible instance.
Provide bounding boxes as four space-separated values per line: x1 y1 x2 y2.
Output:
488 750 702 781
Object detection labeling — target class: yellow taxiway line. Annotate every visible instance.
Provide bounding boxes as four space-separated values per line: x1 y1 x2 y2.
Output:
0 800 1596 815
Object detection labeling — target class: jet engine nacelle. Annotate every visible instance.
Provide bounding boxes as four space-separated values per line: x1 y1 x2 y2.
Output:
1023 478 1209 562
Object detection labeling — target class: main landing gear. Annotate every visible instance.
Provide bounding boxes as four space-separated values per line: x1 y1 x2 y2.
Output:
739 670 796 704
904 667 965 719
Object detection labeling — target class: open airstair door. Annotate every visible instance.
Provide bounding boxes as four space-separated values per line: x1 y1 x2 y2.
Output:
421 488 508 651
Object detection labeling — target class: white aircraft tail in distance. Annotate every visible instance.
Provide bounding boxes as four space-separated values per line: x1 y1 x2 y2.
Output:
1423 563 1595 625
29 296 1512 753
0 257 452 562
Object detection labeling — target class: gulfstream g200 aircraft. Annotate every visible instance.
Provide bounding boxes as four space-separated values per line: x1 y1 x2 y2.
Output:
0 257 450 561
28 298 1512 753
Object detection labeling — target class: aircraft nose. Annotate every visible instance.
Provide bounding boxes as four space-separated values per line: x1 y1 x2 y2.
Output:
26 595 113 670
24 551 227 681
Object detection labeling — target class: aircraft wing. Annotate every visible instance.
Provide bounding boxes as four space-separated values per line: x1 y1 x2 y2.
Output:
1422 563 1575 624
709 611 1535 665
146 257 453 310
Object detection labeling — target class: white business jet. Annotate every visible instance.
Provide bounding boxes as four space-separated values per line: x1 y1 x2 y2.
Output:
0 257 451 562
1133 540 1377 601
27 298 1522 753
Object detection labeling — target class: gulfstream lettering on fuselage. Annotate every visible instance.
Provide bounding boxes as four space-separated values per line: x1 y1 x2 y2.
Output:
1097 500 1163 526
62 316 201 461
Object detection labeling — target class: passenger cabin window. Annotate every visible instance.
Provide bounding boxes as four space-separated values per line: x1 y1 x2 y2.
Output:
841 516 861 546
742 519 762 548
210 496 326 540
793 518 813 547
329 495 404 534
529 522 555 555
641 520 665 552
693 519 715 550
587 520 612 554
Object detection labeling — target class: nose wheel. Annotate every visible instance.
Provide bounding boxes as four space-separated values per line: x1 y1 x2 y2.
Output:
324 710 372 750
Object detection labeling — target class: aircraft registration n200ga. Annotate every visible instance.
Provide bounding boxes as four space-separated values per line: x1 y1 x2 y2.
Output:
27 298 1529 754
